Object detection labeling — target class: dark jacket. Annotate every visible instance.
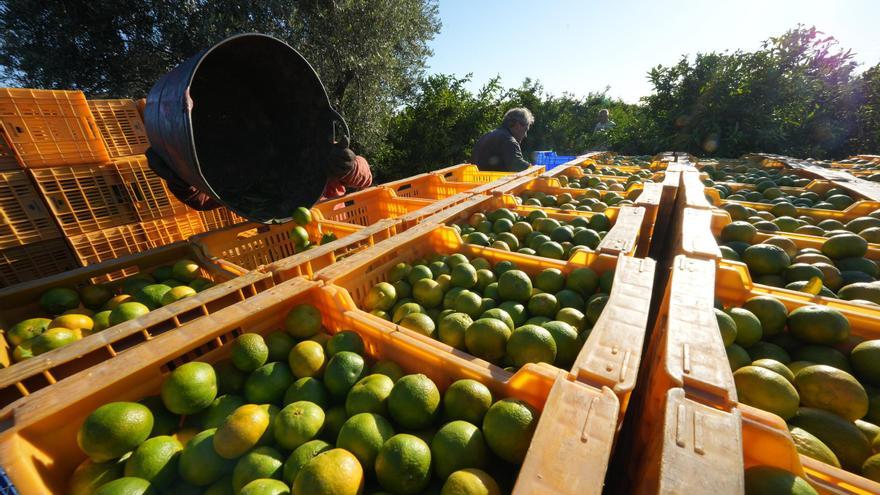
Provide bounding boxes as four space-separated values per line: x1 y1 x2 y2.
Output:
471 127 531 172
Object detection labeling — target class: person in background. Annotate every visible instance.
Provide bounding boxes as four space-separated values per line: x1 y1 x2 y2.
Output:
592 108 616 151
594 108 616 133
146 135 372 210
471 107 534 172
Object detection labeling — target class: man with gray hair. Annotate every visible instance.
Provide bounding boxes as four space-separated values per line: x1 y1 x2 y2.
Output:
471 107 534 172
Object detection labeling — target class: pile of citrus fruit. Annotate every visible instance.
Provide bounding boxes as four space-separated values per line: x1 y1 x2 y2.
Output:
594 155 653 168
705 167 861 212
286 206 337 252
362 251 610 371
4 259 212 364
451 207 610 259
719 200 880 242
719 294 880 481
515 188 633 212
70 303 539 494
715 226 879 302
557 173 652 192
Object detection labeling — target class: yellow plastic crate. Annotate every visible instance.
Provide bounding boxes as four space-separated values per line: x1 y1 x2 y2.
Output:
0 277 619 495
317 222 657 413
0 242 275 409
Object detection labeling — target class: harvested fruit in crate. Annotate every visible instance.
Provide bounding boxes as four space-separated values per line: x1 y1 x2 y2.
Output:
69 313 538 494
717 228 879 302
4 259 214 364
560 170 655 189
702 166 811 189
364 251 610 370
594 155 653 168
723 200 880 242
287 206 338 251
744 465 818 495
516 188 634 211
718 294 880 481
451 207 609 259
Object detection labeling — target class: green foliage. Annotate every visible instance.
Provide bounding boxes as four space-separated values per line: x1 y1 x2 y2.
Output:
639 26 864 158
0 0 440 155
372 74 637 181
373 25 879 180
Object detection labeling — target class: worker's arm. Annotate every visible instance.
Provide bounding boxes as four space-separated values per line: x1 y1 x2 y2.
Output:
502 136 531 172
145 148 221 210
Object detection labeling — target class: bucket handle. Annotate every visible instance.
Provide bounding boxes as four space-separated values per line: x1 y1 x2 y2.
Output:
329 107 350 144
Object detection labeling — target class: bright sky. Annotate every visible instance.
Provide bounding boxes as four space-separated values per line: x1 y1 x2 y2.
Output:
427 0 880 103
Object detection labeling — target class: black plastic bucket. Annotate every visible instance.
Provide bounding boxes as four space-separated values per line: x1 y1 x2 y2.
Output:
144 33 348 223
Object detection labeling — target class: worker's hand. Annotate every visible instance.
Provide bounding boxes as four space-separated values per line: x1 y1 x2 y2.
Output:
327 135 356 178
145 147 220 211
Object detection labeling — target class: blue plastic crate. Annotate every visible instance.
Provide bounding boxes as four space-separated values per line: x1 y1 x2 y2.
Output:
534 151 576 170
0 467 18 495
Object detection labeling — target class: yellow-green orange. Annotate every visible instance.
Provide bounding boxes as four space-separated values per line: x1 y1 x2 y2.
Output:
733 366 799 420
6 317 50 346
751 359 795 383
178 429 235 486
124 435 182 488
371 360 405 382
789 407 872 471
323 351 366 400
481 398 538 463
162 285 196 305
742 296 788 336
346 374 394 416
231 446 284 493
161 361 217 415
337 412 395 468
542 320 579 367
506 325 557 366
465 318 511 362
288 340 325 378
365 282 397 311
399 312 437 338
31 327 79 355
441 468 501 495
214 404 270 458
438 312 473 349
293 449 363 495
282 439 332 485
274 401 324 450
375 434 432 495
68 458 124 495
388 374 440 429
727 308 763 348
40 287 80 314
77 402 154 462
743 466 818 495
794 365 868 421
232 333 269 372
244 362 293 405
498 270 532 303
787 305 850 345
431 420 488 478
742 244 791 275
109 302 150 326
444 379 493 425
852 340 880 386
81 284 113 309
92 477 153 495
285 304 322 338
789 426 840 468
173 259 200 281
715 309 737 347
240 478 290 495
